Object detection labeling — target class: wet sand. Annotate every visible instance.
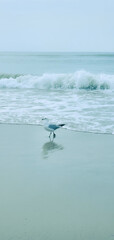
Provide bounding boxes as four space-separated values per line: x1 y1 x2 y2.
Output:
0 124 114 240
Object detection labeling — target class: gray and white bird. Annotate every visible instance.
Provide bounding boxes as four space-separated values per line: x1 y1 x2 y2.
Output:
42 118 65 139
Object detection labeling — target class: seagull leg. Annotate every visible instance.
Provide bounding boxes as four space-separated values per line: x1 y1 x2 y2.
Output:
49 132 52 139
53 132 56 139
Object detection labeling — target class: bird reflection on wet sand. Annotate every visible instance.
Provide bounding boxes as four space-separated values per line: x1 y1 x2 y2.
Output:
42 141 64 159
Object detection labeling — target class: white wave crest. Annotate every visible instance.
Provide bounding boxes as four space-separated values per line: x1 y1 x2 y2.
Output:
0 71 114 90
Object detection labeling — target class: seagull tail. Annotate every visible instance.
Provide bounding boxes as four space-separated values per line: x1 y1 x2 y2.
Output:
58 124 65 127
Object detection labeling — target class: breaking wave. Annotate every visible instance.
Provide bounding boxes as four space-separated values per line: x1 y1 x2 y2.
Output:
0 71 114 90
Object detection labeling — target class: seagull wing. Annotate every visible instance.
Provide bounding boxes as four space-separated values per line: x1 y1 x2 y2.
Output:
48 124 60 130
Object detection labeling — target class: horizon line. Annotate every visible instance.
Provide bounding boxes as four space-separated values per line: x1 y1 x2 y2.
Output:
0 50 114 53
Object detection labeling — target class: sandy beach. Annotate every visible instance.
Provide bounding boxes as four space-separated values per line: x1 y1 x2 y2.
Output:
0 124 114 240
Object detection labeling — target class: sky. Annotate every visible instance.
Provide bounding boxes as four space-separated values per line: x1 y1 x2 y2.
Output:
0 0 114 52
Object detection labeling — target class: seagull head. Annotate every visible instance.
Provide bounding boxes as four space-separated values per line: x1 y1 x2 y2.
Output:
42 118 49 124
42 117 48 121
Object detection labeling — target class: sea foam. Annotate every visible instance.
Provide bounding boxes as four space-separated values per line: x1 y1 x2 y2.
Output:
0 71 114 90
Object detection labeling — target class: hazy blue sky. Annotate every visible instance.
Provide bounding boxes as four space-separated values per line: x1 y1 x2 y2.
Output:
0 0 114 52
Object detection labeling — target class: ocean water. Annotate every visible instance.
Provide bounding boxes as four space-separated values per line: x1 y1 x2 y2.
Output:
0 52 114 134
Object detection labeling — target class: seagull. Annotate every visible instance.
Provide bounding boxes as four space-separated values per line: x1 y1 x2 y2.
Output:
42 118 65 139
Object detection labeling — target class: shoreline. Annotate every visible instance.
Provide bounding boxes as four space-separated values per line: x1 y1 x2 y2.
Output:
0 121 113 136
